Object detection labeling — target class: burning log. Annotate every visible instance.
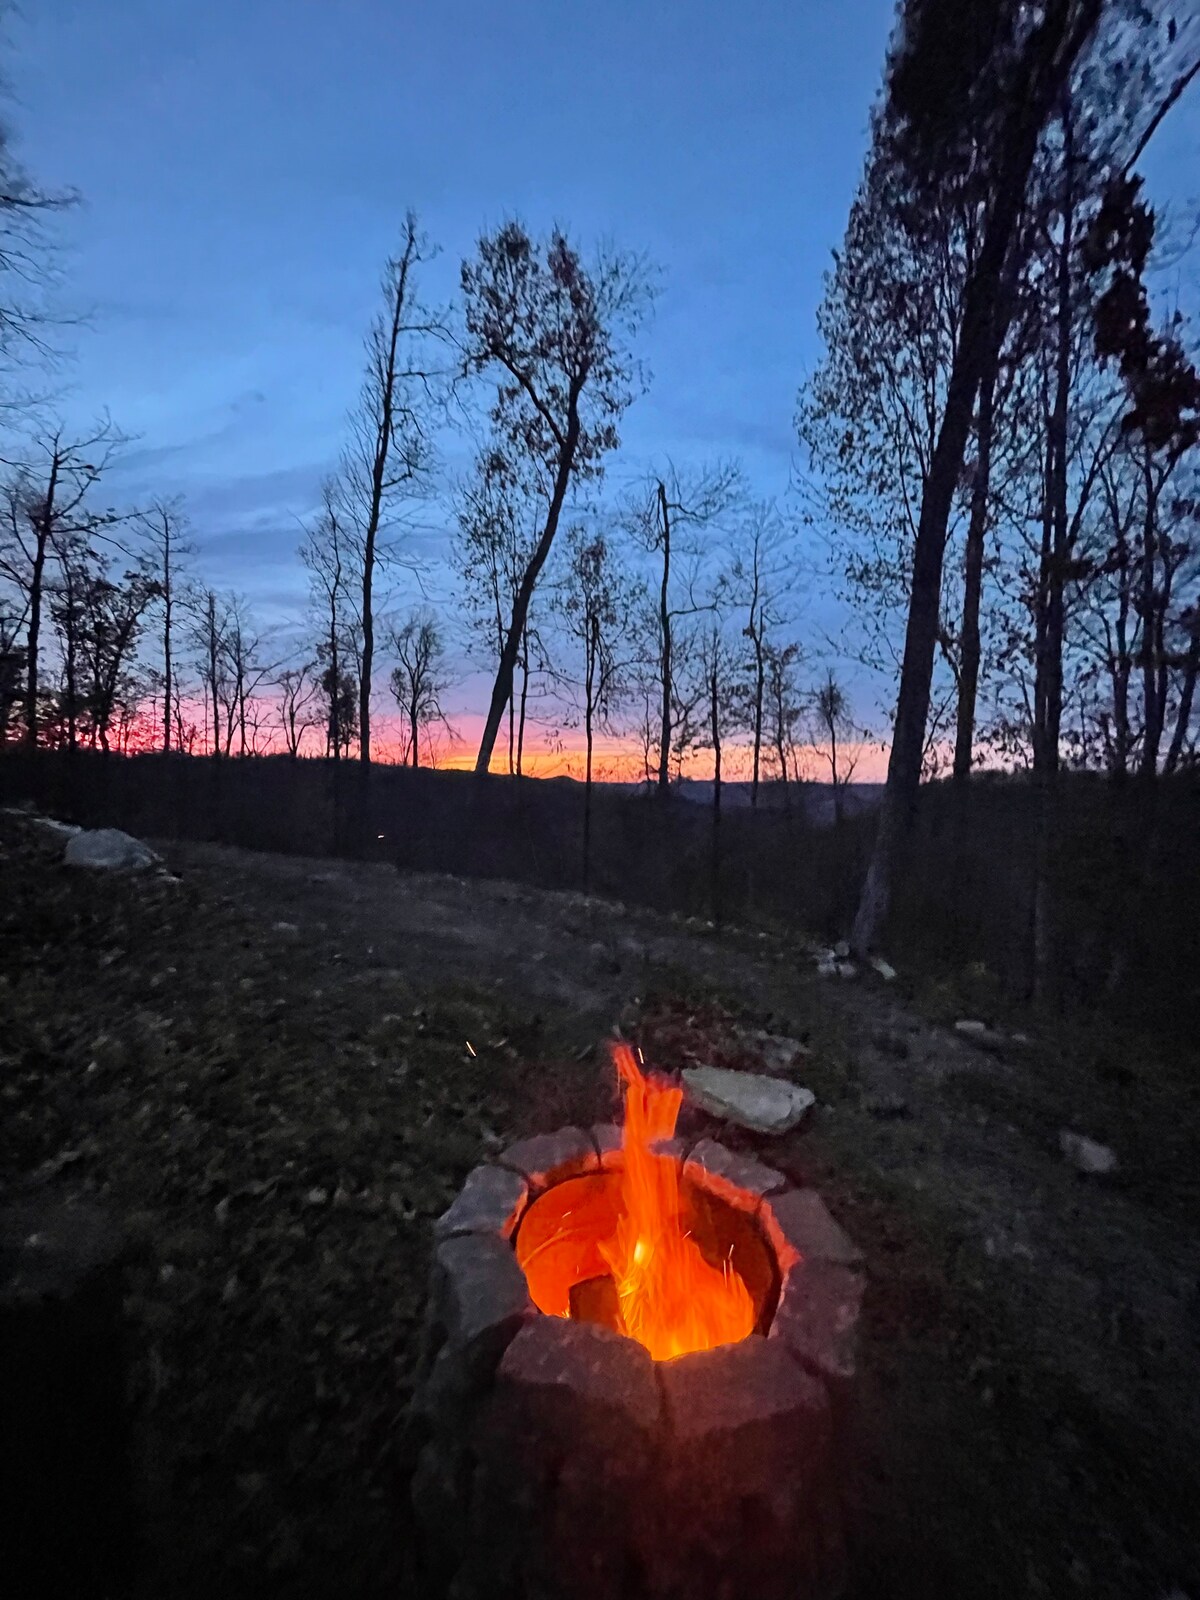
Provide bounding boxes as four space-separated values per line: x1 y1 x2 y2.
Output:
409 1045 862 1600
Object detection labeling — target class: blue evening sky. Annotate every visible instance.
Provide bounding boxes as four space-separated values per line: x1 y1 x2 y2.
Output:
10 2 893 609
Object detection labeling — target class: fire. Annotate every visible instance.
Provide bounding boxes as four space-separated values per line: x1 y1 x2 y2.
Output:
597 1043 755 1361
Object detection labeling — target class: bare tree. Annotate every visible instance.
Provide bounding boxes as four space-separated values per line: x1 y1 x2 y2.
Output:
627 461 741 796
729 503 794 806
459 221 652 773
301 483 360 763
812 669 862 824
387 608 451 766
333 214 437 768
137 499 194 754
554 523 640 889
0 420 127 748
275 662 320 758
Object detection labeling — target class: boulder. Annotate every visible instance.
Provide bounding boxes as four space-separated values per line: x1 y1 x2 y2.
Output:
63 828 160 872
682 1065 815 1135
869 956 897 981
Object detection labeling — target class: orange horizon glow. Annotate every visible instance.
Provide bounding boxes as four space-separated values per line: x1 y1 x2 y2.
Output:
78 702 890 783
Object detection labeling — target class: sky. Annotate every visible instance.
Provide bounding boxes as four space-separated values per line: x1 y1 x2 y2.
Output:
7 2 1197 775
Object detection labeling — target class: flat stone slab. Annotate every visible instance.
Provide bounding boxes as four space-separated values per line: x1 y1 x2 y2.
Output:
498 1127 597 1189
434 1164 527 1240
684 1138 787 1210
430 1233 532 1355
760 1188 863 1273
682 1065 815 1134
954 1019 1007 1052
770 1260 865 1391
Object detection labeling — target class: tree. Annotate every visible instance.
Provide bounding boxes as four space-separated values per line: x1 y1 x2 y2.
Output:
137 499 194 753
387 608 450 767
627 461 741 795
275 662 320 758
555 523 638 889
812 670 862 824
459 221 652 773
333 214 436 768
728 503 794 806
0 420 127 749
849 0 1106 955
73 564 157 751
301 483 360 764
454 447 542 774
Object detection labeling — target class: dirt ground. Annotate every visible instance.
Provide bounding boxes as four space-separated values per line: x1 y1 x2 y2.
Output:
2 812 1198 1600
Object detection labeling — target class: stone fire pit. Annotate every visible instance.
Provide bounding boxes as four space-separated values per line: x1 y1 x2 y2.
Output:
408 1123 863 1600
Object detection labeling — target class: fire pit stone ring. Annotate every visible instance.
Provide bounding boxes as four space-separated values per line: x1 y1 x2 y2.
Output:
409 1120 863 1600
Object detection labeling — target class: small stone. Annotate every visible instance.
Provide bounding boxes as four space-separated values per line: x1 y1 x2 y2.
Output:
497 1127 597 1190
305 1187 328 1207
434 1165 527 1240
272 920 300 935
682 1065 815 1135
1059 1131 1118 1175
834 941 850 959
836 961 858 979
684 1139 787 1208
760 1187 863 1273
870 956 897 981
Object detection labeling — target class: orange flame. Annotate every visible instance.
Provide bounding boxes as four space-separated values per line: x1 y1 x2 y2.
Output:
599 1043 755 1361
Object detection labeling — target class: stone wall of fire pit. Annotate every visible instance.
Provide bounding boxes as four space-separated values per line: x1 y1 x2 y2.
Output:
408 1125 863 1600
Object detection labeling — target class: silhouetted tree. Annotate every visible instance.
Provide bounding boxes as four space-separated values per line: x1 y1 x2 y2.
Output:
458 221 652 773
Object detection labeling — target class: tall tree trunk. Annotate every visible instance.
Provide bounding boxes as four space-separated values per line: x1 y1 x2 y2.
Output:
656 481 673 796
1112 521 1131 776
25 457 59 750
1032 106 1074 1002
751 637 765 808
474 400 580 773
849 0 1101 957
953 335 1000 782
1139 453 1163 779
1164 620 1200 773
207 593 221 759
162 554 173 754
410 693 420 767
709 661 722 925
583 635 595 894
516 628 529 779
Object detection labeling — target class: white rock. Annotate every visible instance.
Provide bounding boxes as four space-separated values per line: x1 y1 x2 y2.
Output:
834 940 851 959
63 828 160 872
682 1064 815 1134
33 815 82 838
1059 1131 1118 1175
816 962 839 979
870 957 897 982
836 961 858 979
955 1019 1007 1051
